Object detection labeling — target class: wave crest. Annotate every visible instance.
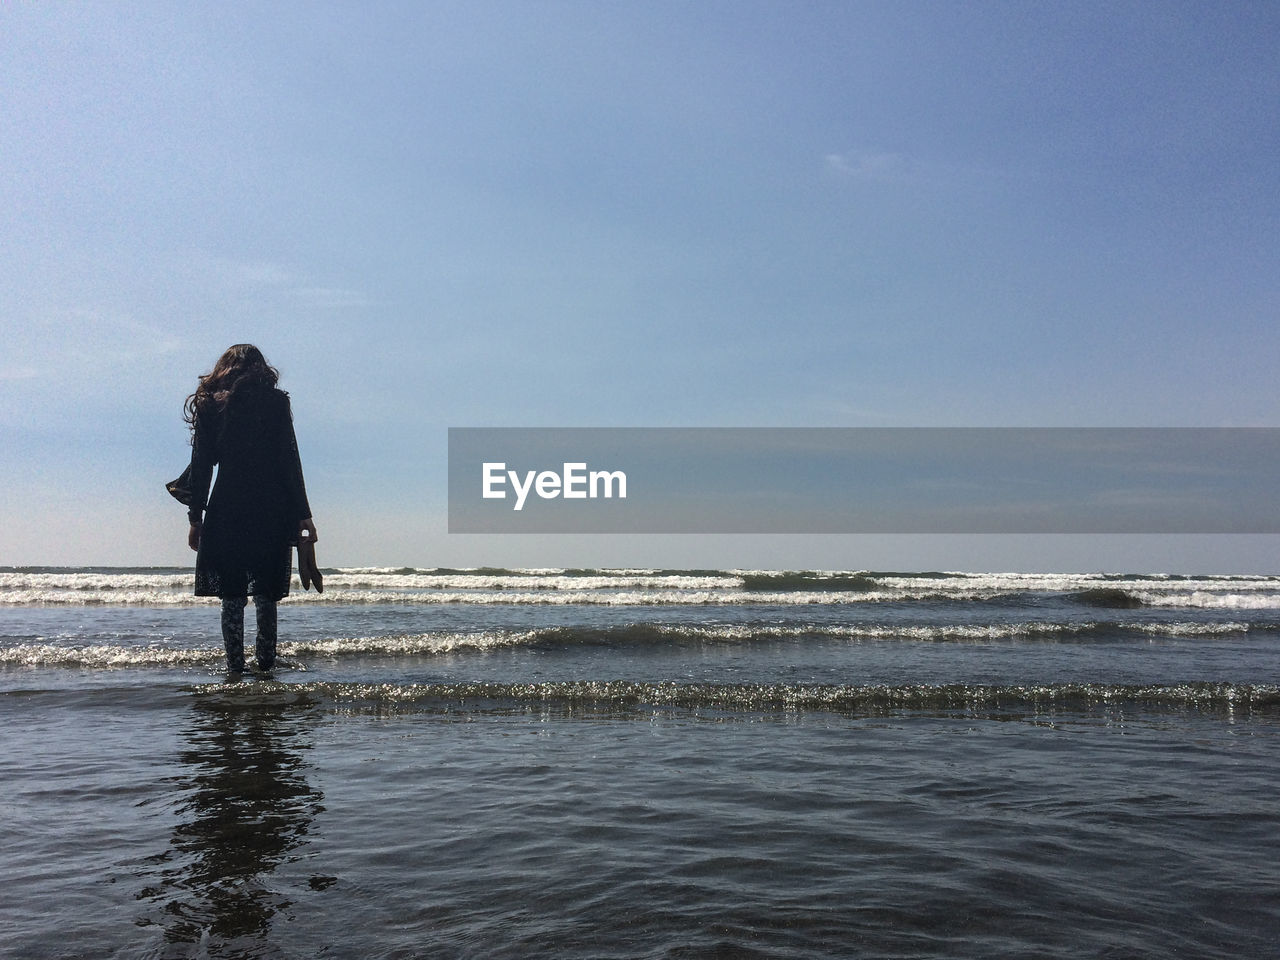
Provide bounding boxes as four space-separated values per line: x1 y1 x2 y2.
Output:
189 679 1280 717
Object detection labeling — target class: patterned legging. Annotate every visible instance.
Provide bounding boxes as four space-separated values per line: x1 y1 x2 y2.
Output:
220 595 278 672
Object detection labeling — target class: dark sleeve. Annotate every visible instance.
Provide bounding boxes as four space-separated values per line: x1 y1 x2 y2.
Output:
187 407 217 524
281 397 313 525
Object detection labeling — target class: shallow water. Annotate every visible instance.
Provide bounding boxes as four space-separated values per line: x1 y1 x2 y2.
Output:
3 568 1279 958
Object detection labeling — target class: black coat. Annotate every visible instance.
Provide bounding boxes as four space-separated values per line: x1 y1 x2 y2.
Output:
186 385 312 600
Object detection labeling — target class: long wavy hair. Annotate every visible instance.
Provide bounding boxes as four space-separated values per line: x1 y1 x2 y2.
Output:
184 344 280 429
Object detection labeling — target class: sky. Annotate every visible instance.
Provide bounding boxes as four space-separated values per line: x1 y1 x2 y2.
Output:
1 0 1277 572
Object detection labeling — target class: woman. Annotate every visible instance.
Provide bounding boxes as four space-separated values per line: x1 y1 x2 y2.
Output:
183 344 317 673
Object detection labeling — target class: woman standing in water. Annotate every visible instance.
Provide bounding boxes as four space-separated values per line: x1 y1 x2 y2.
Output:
183 344 317 673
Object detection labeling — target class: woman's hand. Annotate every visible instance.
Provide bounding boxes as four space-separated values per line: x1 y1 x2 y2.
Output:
300 517 318 544
188 521 201 552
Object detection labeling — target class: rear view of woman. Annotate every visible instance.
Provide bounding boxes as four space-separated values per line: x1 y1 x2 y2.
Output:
183 344 317 673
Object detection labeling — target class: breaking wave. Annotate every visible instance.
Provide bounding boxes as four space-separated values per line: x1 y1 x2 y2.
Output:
4 619 1266 669
3 568 1278 609
188 679 1280 717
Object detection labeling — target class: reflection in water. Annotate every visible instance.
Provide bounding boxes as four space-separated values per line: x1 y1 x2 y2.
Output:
137 687 325 957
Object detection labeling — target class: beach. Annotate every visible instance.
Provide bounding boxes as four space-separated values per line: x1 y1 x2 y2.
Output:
3 567 1278 958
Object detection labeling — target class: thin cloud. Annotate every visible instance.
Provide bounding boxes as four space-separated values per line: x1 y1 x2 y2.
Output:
178 251 294 291
825 150 916 181
23 308 184 369
292 286 370 309
824 150 1016 192
185 252 368 309
0 366 41 381
230 260 295 288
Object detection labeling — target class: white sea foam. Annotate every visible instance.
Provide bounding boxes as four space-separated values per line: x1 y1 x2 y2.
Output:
1 569 1276 608
1 614 1261 670
285 631 538 657
1135 592 1280 610
0 590 218 606
316 573 739 591
0 643 221 667
880 572 1278 594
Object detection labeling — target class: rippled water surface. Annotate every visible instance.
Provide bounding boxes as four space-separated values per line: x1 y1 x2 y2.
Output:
3 567 1279 958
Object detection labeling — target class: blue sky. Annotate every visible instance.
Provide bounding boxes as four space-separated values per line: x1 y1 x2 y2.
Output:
2 1 1277 571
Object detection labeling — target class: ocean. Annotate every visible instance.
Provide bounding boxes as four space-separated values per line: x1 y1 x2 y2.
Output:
2 566 1278 959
